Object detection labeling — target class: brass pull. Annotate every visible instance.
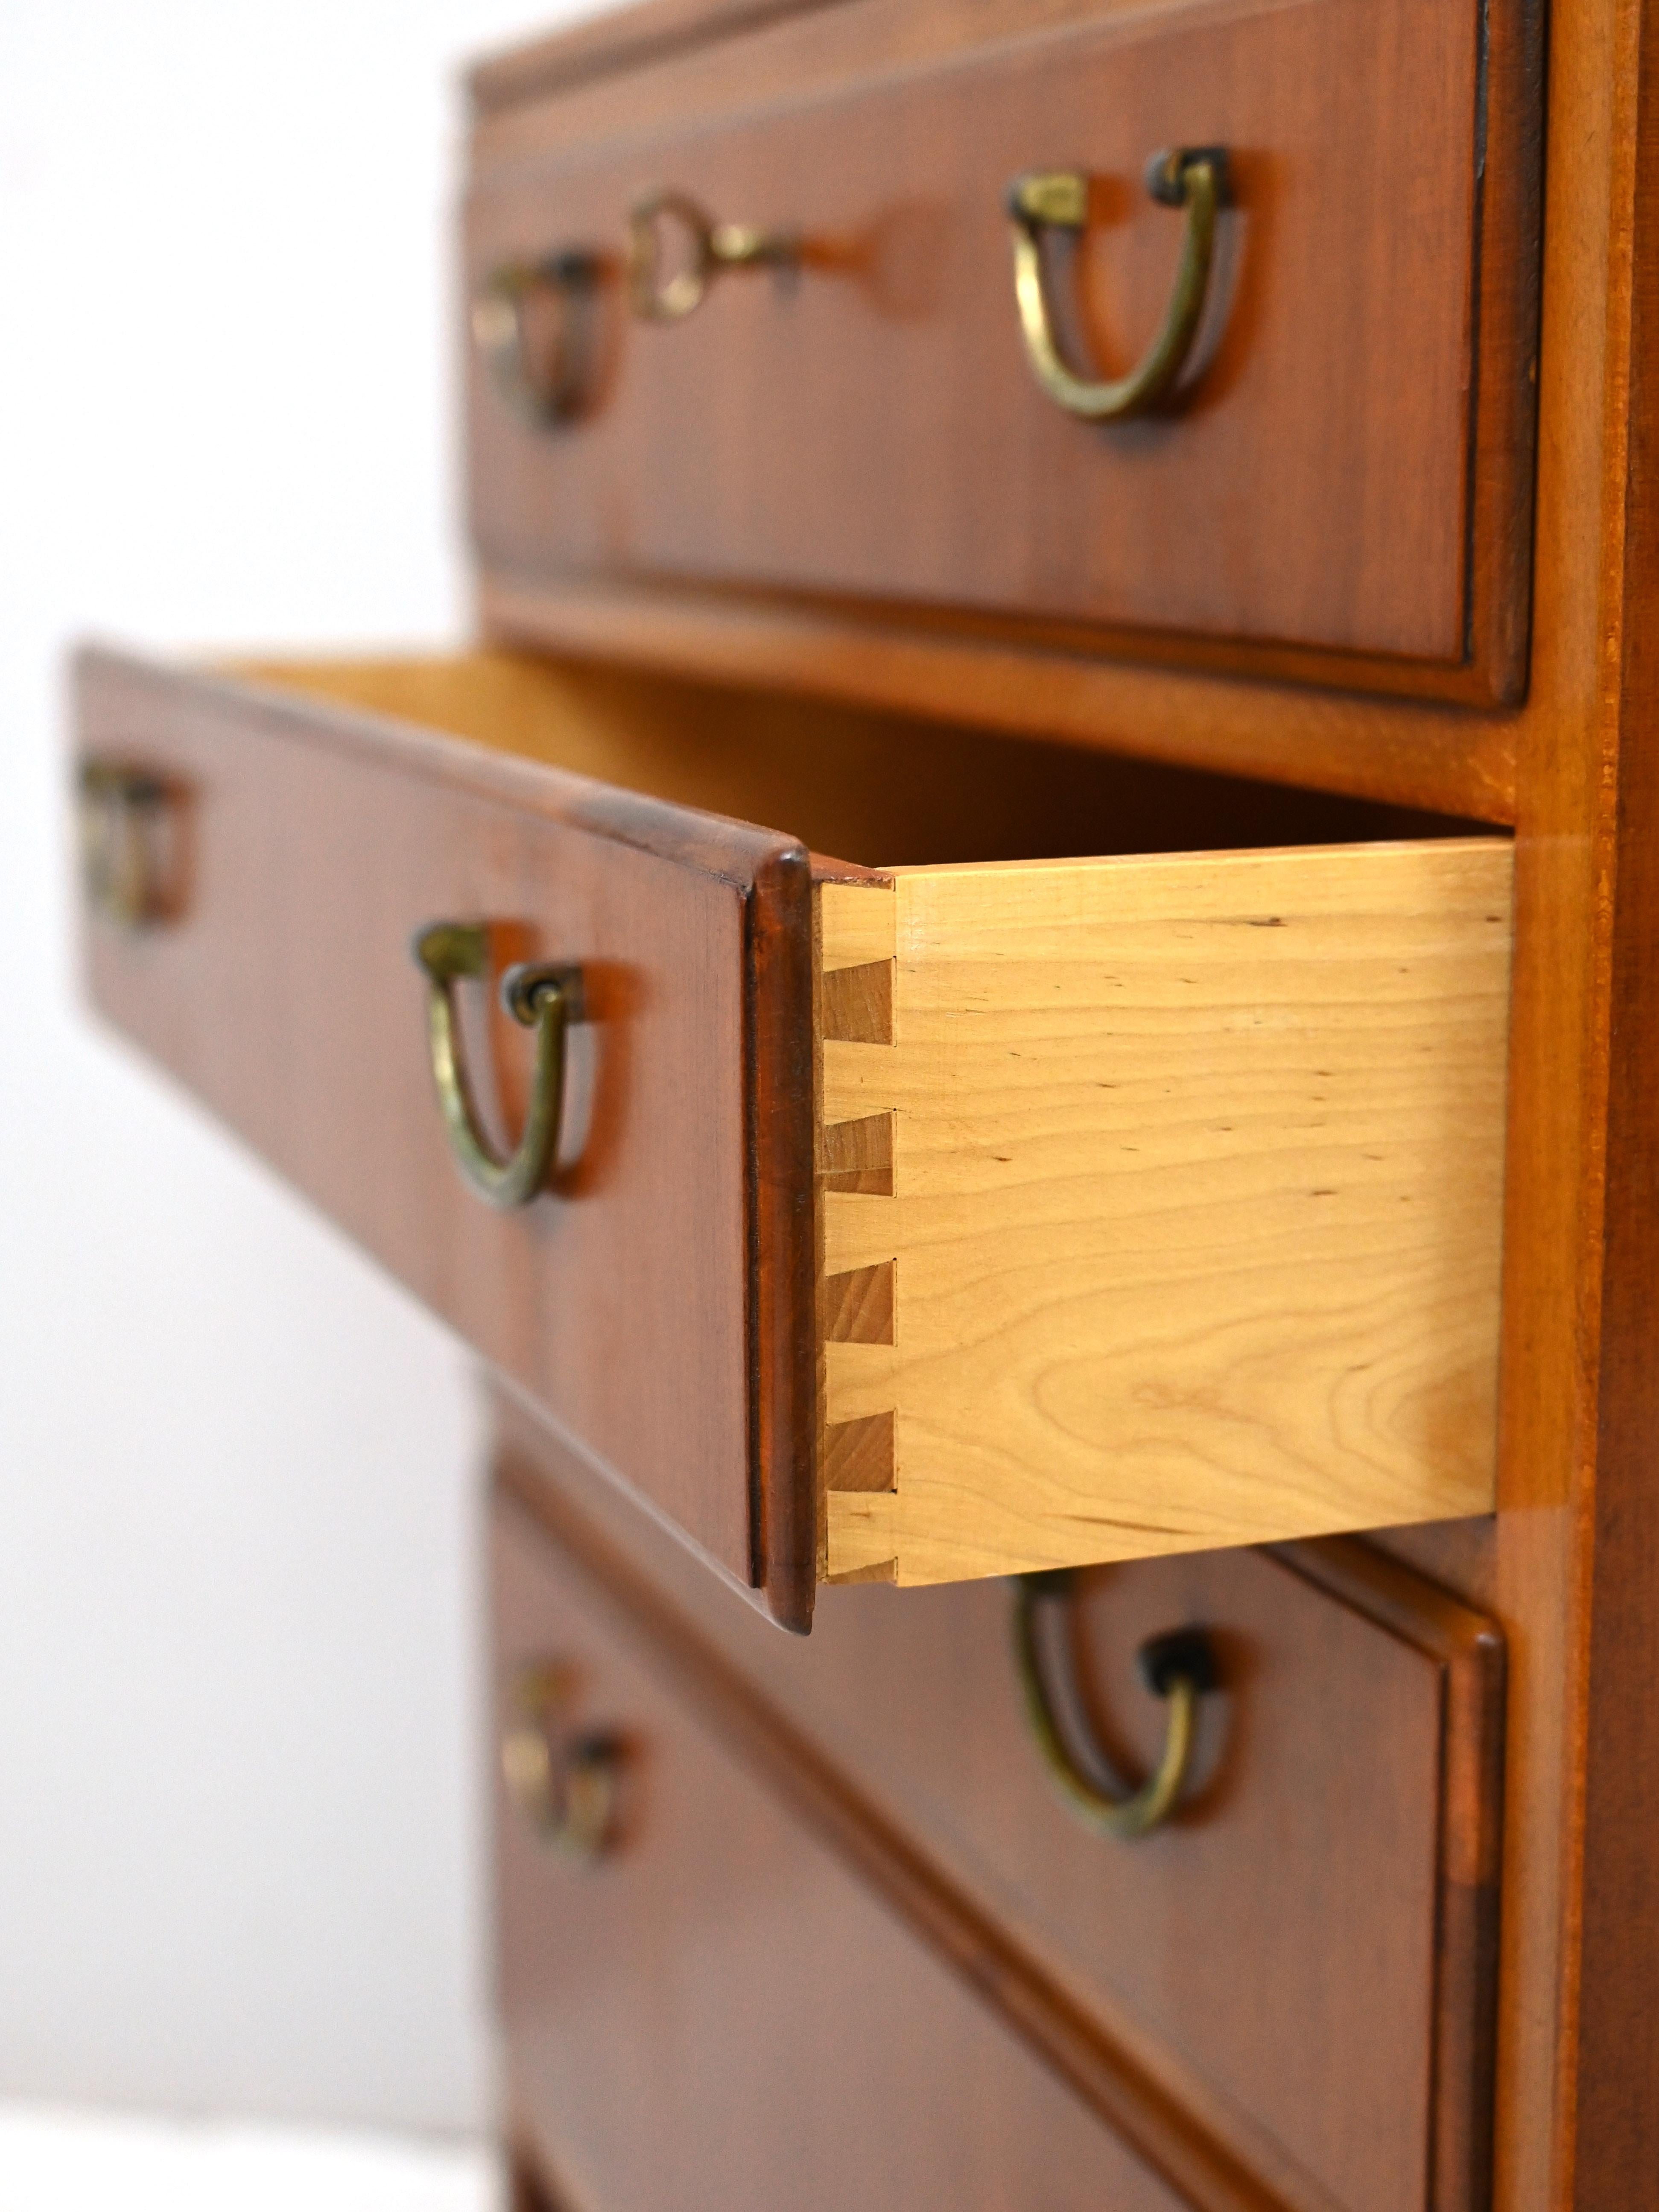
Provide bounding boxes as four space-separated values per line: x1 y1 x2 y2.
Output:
627 187 799 322
1012 1572 1218 1839
78 760 171 930
411 921 584 1210
502 1662 621 1869
472 252 608 424
1005 148 1229 421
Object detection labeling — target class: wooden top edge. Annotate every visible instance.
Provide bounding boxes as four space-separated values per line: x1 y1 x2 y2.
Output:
467 0 852 114
73 642 807 893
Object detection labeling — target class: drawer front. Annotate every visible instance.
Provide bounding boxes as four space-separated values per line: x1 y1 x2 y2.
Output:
75 649 818 1624
77 649 1508 1622
497 1404 1505 2212
467 0 1541 701
492 1481 1194 2212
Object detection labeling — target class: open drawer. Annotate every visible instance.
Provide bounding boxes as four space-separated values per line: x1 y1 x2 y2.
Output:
74 647 1511 1630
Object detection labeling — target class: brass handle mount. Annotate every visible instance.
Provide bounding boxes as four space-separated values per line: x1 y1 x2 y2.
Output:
1005 146 1230 421
78 760 172 931
1013 1571 1218 1839
628 187 800 322
473 251 608 424
412 921 584 1210
502 1662 622 1869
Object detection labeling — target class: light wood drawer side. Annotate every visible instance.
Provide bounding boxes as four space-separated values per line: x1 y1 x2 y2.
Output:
818 840 1513 1584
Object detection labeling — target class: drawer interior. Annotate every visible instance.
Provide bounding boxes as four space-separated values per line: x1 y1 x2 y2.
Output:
233 649 1493 867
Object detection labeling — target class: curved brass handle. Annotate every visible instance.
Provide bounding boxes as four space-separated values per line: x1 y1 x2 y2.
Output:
628 187 799 322
472 252 608 424
502 1662 621 1868
1005 148 1229 421
79 761 170 931
412 921 584 1210
1012 1572 1218 1839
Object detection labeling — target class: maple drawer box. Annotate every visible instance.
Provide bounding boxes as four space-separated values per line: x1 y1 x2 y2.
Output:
76 646 1512 1631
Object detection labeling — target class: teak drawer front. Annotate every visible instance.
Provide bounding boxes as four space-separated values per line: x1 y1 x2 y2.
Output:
467 0 1541 701
492 1480 1192 2212
497 1407 1506 2212
74 649 813 1604
76 649 1511 1631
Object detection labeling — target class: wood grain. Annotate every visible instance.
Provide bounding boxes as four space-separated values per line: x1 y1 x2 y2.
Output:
1566 0 1659 2190
81 646 1505 1611
818 843 1513 1582
494 1448 1275 2212
468 0 1540 705
75 645 818 1628
496 1392 1506 2212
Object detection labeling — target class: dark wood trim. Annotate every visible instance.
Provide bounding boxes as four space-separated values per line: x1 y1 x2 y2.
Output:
469 0 853 114
482 569 1526 716
477 574 1521 824
746 841 818 1632
1571 0 1659 2188
1463 0 1547 707
1274 1539 1507 2212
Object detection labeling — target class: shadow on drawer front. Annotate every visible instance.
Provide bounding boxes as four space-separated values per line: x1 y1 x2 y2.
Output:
76 645 1510 1631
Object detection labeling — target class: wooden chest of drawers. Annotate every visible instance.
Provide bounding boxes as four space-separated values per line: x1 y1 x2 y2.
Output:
71 0 1659 2200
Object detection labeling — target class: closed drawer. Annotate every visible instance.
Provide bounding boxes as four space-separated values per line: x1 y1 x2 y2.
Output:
492 1479 1195 2212
496 1404 1506 2212
467 0 1541 704
76 646 1511 1629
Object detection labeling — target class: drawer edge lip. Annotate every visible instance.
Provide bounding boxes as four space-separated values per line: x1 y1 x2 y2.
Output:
70 641 810 893
1271 1532 1507 2212
748 837 819 1634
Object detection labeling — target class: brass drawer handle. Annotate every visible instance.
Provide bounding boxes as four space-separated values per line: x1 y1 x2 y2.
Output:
1013 1572 1218 1839
628 187 800 322
78 761 175 930
502 1662 621 1869
1005 148 1229 421
473 252 610 425
412 921 584 1210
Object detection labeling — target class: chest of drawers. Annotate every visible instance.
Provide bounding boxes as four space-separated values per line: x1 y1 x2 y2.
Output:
73 0 1659 2203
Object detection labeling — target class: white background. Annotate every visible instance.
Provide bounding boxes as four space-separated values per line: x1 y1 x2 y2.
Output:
0 0 590 2136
